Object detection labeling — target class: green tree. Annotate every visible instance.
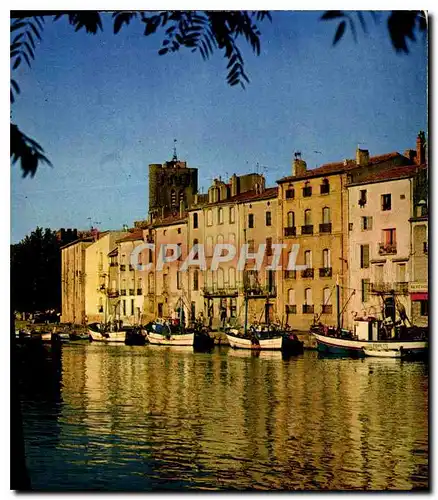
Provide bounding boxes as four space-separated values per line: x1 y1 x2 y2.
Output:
10 10 427 178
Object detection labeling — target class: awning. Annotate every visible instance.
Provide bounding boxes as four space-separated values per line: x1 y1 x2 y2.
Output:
411 292 428 301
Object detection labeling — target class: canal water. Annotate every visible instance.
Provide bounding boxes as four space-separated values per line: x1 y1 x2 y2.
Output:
16 343 428 491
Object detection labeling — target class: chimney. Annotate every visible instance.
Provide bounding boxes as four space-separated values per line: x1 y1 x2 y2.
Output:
416 131 426 165
356 148 369 167
230 174 239 196
404 149 417 163
292 158 307 177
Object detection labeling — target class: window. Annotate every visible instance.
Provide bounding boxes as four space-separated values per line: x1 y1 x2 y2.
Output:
171 189 177 207
193 270 199 291
320 178 330 194
206 270 213 287
285 188 295 199
131 299 135 316
304 209 312 225
218 207 224 224
323 287 331 305
375 264 384 284
229 206 235 224
229 233 236 247
137 278 142 295
360 244 370 268
148 272 154 293
349 223 353 231
383 228 396 245
288 289 296 305
248 213 254 228
177 243 182 261
122 299 126 316
193 239 199 259
229 268 236 287
322 207 330 224
193 213 198 229
207 209 213 226
305 288 312 304
305 250 312 268
359 189 367 207
381 194 392 211
287 211 295 227
206 236 213 257
217 268 224 289
248 239 255 253
361 279 370 302
303 183 312 197
230 298 237 317
420 300 428 316
266 237 273 256
266 211 272 226
177 271 182 290
361 216 373 230
323 249 331 268
396 263 406 283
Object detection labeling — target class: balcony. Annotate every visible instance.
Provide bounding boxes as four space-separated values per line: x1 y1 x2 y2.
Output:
244 285 276 298
301 268 314 279
319 267 332 278
137 288 142 296
284 270 297 279
129 289 135 296
319 223 332 234
378 243 397 255
301 225 314 235
303 187 312 197
371 282 393 293
107 289 119 298
285 305 297 314
321 304 333 314
395 282 409 294
303 304 314 314
202 285 239 297
284 226 296 237
120 289 127 296
120 264 126 271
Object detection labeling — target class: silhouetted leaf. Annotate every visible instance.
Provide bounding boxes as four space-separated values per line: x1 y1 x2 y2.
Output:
11 21 26 32
357 12 368 33
321 11 344 21
12 57 21 70
158 47 168 55
333 20 346 45
11 79 20 95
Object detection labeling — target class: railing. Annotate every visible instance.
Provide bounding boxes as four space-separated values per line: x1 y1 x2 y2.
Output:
107 289 119 298
378 243 397 255
120 264 126 271
301 225 314 235
395 282 409 294
302 304 314 314
371 282 393 293
321 304 333 314
137 288 142 296
303 187 312 197
319 223 332 234
284 226 296 237
244 285 276 297
284 270 297 279
301 268 314 278
319 267 332 278
120 289 127 296
320 185 330 195
202 285 239 297
285 305 297 314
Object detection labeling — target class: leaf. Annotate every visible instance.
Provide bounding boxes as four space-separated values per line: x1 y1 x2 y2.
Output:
29 21 42 41
12 57 21 70
321 11 344 21
333 20 346 45
12 32 24 43
158 47 168 55
24 41 35 60
11 79 20 94
357 11 368 34
11 21 26 32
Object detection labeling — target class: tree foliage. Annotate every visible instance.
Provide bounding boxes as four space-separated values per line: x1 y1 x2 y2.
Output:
10 10 427 178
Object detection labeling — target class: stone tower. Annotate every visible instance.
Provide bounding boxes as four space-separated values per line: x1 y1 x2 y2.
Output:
148 158 198 220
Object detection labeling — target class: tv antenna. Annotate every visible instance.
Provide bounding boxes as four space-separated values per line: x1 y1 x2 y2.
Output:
294 151 302 159
172 139 178 161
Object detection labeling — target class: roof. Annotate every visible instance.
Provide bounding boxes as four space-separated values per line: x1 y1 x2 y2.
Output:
153 213 188 228
188 187 278 211
277 152 403 184
116 229 144 243
108 247 118 257
60 237 94 250
348 164 427 187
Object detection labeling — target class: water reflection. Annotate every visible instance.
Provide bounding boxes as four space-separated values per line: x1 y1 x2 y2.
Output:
18 345 428 491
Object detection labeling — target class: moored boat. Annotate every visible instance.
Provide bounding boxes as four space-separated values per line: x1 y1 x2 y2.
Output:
88 323 126 343
362 347 402 358
225 327 283 350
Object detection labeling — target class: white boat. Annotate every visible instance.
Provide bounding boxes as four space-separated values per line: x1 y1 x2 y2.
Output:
146 330 194 346
225 330 283 350
88 323 126 343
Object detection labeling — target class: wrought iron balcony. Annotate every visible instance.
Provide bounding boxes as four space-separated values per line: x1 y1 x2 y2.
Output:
301 268 314 278
107 289 119 298
244 285 276 298
321 304 333 314
378 243 397 255
302 304 314 314
284 270 297 279
284 226 296 237
371 282 393 293
301 225 314 235
319 223 332 234
319 267 333 278
202 285 239 297
129 289 135 296
120 289 126 296
285 305 297 314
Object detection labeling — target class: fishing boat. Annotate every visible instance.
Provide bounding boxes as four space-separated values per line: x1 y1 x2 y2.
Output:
124 326 148 346
69 332 90 341
311 282 428 358
144 319 194 346
88 322 126 343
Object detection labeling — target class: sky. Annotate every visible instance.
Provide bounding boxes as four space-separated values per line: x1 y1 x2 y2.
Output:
10 11 428 243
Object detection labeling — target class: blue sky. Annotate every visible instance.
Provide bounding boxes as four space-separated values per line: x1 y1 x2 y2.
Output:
11 11 427 242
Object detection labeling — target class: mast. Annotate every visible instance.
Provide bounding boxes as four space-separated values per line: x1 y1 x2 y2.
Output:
244 290 248 336
336 274 341 331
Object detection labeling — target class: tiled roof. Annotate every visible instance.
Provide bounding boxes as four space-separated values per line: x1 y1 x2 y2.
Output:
348 164 427 186
277 152 403 184
108 247 118 257
60 236 94 250
203 187 278 207
116 229 144 243
153 213 188 228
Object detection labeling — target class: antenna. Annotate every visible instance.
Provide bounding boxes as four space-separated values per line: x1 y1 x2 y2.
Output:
294 151 302 159
172 139 178 161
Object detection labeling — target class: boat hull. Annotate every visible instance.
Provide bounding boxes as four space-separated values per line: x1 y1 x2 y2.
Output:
312 332 428 358
363 348 402 358
88 329 126 343
225 332 283 350
146 331 194 346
